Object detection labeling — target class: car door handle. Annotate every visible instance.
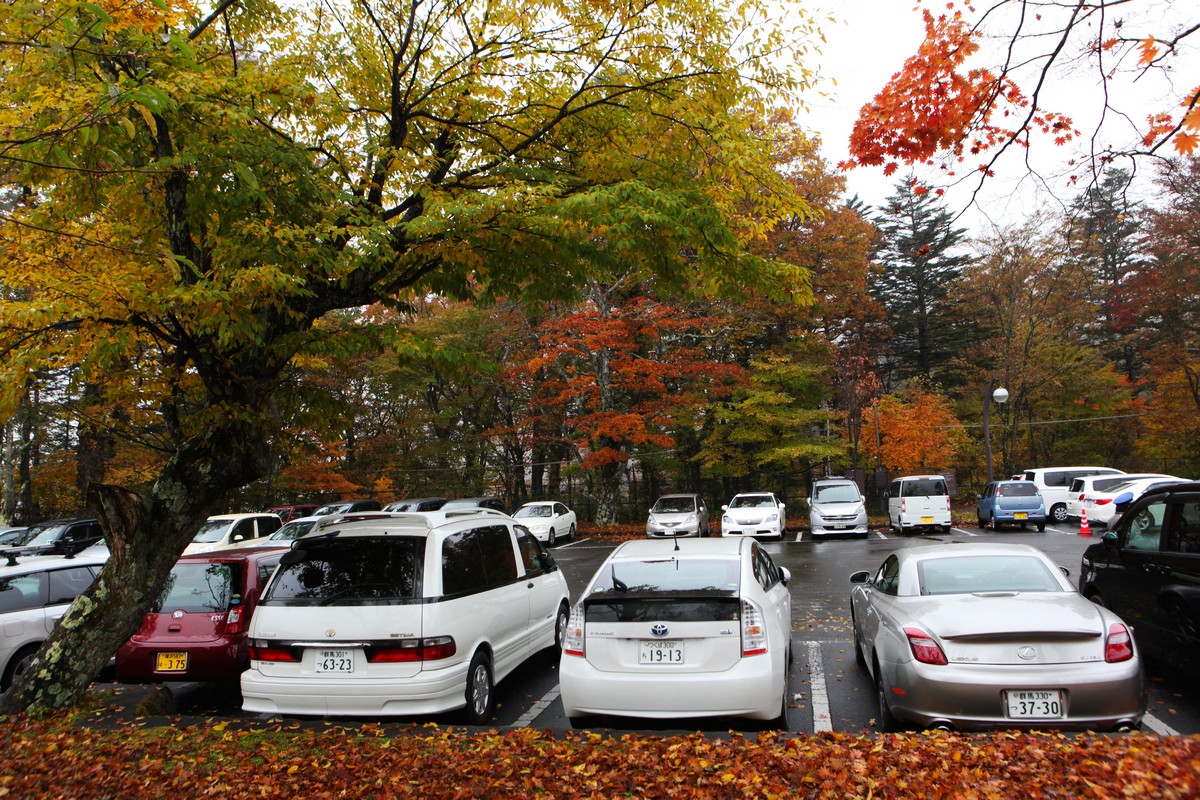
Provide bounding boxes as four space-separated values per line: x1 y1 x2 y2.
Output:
527 582 535 589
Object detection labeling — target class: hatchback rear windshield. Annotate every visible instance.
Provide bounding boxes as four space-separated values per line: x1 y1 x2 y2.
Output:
154 563 237 613
901 479 947 497
996 483 1038 497
263 537 423 606
590 557 740 594
918 555 1064 595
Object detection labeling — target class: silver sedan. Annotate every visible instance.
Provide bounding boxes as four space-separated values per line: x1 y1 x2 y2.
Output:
849 542 1146 732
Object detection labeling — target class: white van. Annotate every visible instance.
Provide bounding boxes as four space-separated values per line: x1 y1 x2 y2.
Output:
1020 466 1124 524
241 511 569 723
886 475 952 534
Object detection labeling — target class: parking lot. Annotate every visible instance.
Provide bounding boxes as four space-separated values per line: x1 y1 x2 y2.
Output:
123 522 1200 735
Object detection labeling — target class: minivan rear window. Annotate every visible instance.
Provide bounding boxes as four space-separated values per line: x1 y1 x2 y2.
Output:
264 538 423 605
902 479 947 497
154 563 236 613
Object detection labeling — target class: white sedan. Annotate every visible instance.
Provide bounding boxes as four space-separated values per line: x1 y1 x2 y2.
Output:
720 492 786 540
512 501 576 545
560 537 792 727
850 542 1145 732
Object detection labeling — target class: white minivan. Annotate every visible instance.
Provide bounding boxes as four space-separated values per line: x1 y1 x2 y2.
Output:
1021 466 1125 524
241 512 569 723
886 475 952 534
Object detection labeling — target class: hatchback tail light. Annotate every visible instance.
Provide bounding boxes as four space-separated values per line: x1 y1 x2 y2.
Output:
563 604 585 657
904 627 947 665
741 599 767 656
1105 623 1134 663
224 606 244 635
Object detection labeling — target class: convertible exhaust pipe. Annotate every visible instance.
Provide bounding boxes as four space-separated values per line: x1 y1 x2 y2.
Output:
929 721 955 732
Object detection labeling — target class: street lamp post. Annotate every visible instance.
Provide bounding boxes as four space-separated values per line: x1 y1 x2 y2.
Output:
983 382 1009 483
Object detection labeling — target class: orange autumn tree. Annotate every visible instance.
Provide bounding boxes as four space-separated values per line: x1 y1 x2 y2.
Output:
860 389 967 474
843 1 1200 195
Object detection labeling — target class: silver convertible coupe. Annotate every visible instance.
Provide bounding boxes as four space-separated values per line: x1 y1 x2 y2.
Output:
849 543 1146 732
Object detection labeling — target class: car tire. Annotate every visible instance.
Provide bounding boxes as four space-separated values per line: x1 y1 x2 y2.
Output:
851 611 867 668
1051 504 1069 524
941 524 952 533
874 659 902 732
1 643 39 691
1087 592 1107 608
546 601 569 662
1036 522 1046 532
462 651 494 725
568 715 599 729
548 527 556 546
568 523 575 540
990 514 1003 531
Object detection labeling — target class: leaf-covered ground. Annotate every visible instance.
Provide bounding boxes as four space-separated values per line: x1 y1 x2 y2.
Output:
2 711 1198 799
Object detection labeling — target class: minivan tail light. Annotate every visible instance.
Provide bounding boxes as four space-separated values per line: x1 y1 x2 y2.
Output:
1105 623 1134 663
904 627 947 665
741 598 767 656
367 637 457 663
563 604 585 657
248 642 298 662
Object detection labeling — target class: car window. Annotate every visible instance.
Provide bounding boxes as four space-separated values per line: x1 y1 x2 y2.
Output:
266 538 423 605
515 530 556 575
917 555 1063 595
997 483 1037 497
46 565 98 605
0 572 48 612
591 557 740 593
1093 476 1133 492
443 526 517 595
732 495 774 508
1165 501 1200 554
902 479 947 497
154 563 238 613
813 483 861 503
1123 499 1167 550
233 519 256 541
874 555 900 595
514 505 552 519
652 497 696 513
752 544 781 590
23 524 68 548
192 519 232 544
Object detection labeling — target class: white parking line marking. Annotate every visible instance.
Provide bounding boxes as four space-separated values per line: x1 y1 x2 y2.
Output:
805 640 833 732
952 527 980 537
1142 712 1180 736
515 685 561 728
554 537 590 549
873 531 888 539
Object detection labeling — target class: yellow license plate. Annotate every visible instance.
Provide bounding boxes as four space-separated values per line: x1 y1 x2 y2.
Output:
1014 512 1028 520
155 652 188 672
921 516 934 524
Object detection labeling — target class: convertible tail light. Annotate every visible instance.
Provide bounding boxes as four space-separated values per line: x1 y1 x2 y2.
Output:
1105 623 1134 663
563 604 586 657
224 606 244 635
904 627 947 665
741 599 767 656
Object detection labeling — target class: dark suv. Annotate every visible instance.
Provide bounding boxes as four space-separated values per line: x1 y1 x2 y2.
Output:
5 518 104 557
1079 481 1200 674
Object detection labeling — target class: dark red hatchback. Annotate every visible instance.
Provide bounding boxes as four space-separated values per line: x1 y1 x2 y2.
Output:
116 546 287 682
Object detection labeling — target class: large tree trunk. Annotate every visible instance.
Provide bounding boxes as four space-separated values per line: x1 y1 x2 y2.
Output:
0 420 270 715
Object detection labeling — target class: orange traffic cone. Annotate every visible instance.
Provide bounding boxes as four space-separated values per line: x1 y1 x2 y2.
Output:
1078 508 1092 537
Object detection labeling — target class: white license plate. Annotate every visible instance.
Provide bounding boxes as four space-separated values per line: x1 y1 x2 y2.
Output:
639 640 683 664
315 649 354 673
1006 689 1064 718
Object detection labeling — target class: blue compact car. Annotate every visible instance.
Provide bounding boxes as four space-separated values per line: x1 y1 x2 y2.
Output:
977 480 1048 531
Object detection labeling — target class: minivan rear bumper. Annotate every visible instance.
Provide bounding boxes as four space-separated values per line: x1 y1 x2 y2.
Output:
240 661 469 716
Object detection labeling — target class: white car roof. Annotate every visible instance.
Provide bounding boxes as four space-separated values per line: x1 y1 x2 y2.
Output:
0 547 109 575
295 510 514 540
207 512 281 522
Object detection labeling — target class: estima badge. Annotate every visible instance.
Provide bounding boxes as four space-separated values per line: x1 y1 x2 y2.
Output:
650 623 670 638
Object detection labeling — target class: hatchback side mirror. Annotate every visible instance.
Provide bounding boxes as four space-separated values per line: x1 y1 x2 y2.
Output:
780 567 791 586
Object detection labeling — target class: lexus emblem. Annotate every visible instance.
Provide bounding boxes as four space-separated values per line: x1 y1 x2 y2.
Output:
325 628 337 638
650 623 670 638
1017 646 1038 660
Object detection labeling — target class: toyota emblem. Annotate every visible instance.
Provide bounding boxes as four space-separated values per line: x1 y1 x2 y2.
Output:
650 623 670 638
1017 646 1038 660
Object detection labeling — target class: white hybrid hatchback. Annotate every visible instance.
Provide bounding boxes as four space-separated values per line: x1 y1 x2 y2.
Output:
559 537 792 727
241 512 569 723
